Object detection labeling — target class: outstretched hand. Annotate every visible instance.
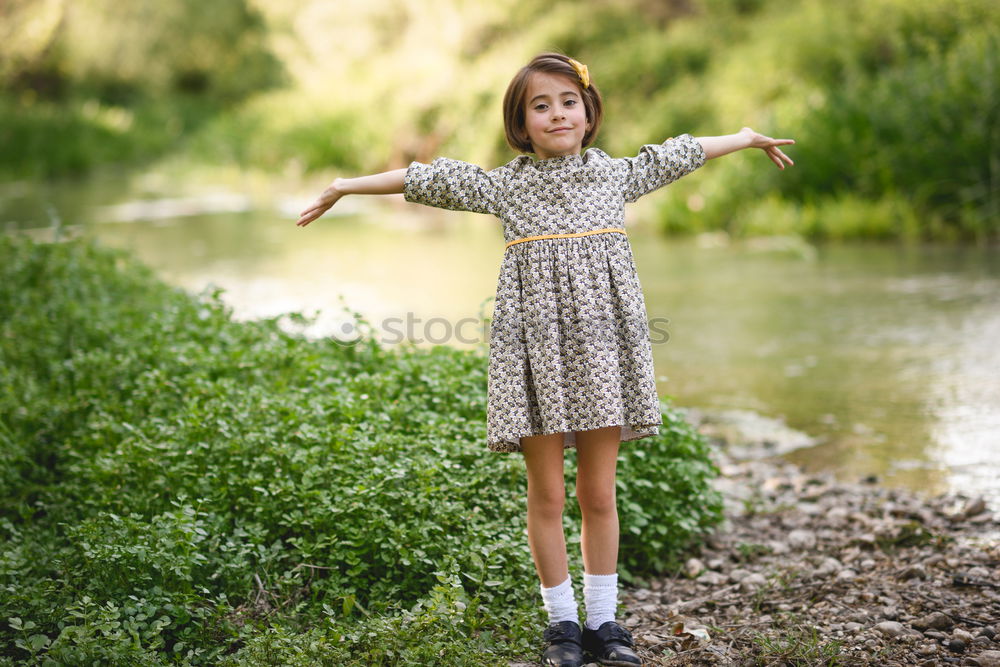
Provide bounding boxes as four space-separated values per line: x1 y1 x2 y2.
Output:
740 127 795 169
296 181 344 227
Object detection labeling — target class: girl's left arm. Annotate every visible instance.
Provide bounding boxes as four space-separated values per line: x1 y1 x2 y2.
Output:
696 127 795 169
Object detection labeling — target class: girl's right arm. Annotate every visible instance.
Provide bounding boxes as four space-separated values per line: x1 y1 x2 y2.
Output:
296 168 406 227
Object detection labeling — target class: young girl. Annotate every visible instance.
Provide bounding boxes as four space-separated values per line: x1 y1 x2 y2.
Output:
297 53 794 667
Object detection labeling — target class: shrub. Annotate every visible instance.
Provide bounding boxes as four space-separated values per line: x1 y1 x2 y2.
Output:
0 235 723 664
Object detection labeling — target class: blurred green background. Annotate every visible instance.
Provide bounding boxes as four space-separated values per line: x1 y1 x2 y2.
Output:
2 0 997 242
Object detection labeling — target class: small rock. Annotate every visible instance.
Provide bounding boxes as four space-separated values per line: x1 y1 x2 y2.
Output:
728 568 751 583
685 558 705 578
900 564 927 580
787 529 817 550
967 566 991 578
925 630 948 641
974 636 996 647
827 506 850 524
981 626 997 640
916 642 937 656
845 622 863 632
875 621 908 638
925 553 945 568
706 558 725 570
740 573 768 592
967 650 1000 667
766 539 790 555
963 496 987 518
815 557 842 577
836 568 858 582
696 570 727 585
913 612 954 631
632 588 651 601
953 629 976 644
947 638 967 653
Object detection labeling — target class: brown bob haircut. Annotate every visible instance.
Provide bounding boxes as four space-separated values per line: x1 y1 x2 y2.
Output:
502 52 604 154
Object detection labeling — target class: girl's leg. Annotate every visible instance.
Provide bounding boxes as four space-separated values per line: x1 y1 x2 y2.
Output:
574 427 642 664
521 431 570 587
575 425 621 574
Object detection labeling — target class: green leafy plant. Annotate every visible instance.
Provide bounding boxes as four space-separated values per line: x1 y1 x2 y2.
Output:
0 235 723 664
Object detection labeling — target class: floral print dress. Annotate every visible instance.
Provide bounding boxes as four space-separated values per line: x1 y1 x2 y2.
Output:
403 133 706 452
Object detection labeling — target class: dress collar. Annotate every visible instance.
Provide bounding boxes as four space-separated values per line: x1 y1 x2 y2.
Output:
526 150 587 171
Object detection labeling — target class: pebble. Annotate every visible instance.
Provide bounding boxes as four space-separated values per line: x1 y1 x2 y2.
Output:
787 528 817 550
967 650 1000 667
767 539 790 555
901 563 927 580
947 638 967 653
875 621 908 638
696 570 727 585
836 568 858 582
962 496 987 518
913 611 954 631
953 629 976 644
728 568 751 583
916 642 937 656
685 558 705 578
739 573 768 592
827 506 850 524
814 556 842 577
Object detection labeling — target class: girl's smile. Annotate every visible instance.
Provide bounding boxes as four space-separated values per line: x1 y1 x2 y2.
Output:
523 71 591 160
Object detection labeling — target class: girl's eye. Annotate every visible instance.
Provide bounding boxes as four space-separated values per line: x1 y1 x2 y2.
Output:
534 104 548 111
565 99 577 106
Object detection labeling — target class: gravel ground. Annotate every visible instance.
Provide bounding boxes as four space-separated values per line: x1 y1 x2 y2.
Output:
619 454 999 665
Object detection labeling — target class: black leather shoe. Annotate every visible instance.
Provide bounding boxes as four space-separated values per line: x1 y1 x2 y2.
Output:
541 620 585 667
582 621 642 666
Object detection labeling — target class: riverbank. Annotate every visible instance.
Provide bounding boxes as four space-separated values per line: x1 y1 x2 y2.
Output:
616 417 1000 666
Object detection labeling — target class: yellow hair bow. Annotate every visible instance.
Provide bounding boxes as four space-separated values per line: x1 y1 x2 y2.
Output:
567 58 590 89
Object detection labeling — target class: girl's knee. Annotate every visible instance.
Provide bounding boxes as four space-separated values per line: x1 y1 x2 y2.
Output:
528 486 566 519
577 490 617 517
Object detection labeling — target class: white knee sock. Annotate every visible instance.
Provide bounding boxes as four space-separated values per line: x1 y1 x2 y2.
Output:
583 572 618 630
540 575 580 625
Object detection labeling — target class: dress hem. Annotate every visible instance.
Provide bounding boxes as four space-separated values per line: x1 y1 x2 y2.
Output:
486 419 662 453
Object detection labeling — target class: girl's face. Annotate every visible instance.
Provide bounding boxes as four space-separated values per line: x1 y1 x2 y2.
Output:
523 71 590 160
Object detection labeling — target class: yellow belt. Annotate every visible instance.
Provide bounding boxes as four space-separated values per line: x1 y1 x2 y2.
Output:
504 227 627 249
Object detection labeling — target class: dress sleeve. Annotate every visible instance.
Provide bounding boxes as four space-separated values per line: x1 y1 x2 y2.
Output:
403 157 504 215
618 133 706 203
